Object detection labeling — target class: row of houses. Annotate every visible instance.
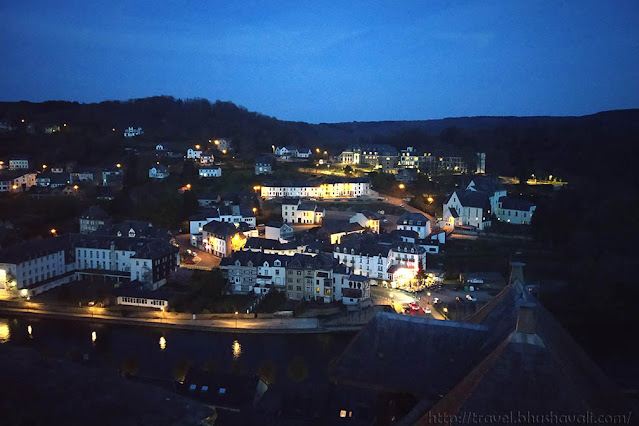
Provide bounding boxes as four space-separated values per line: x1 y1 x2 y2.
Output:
260 177 371 199
272 146 312 159
0 223 179 297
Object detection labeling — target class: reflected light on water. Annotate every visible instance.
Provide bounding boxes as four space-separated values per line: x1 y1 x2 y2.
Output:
159 336 166 351
91 331 97 343
27 324 33 338
0 319 9 343
232 340 242 359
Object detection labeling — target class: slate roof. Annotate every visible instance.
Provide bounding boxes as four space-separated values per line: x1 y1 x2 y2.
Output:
467 176 505 194
453 189 491 210
320 220 364 234
397 212 430 226
449 207 459 218
356 210 381 220
202 221 239 238
0 236 70 264
498 196 535 211
220 250 293 267
91 221 172 241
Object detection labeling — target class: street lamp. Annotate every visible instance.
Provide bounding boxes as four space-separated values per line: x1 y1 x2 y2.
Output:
399 183 405 189
116 163 121 168
50 229 57 237
252 207 257 214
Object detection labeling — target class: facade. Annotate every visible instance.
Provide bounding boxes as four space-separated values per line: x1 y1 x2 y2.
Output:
333 240 392 282
123 127 143 137
341 274 371 306
199 166 222 178
338 151 360 165
476 152 486 174
0 171 37 192
189 205 256 247
467 176 507 213
443 189 492 230
202 221 246 258
255 156 275 175
281 199 325 224
396 212 431 238
399 147 421 168
70 170 95 183
261 177 371 199
9 159 29 170
296 148 312 158
220 251 292 294
380 155 399 173
149 165 169 179
495 197 536 225
186 148 202 159
285 253 335 302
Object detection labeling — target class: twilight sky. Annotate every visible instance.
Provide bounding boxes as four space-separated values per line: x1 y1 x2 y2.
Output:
1 1 638 123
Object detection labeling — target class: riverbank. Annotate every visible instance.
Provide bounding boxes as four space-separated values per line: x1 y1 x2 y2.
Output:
0 304 365 334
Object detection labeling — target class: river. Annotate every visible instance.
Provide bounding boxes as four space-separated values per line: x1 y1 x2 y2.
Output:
0 315 355 386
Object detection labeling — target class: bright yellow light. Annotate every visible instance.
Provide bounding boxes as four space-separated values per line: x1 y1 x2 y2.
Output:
214 140 220 145
399 184 405 189
21 119 25 123
186 184 191 189
252 207 257 213
91 331 97 343
12 185 18 190
222 149 227 154
427 197 434 203
27 324 32 335
195 144 200 149
116 163 121 168
63 123 67 127
50 229 57 235
112 128 116 131
73 185 79 190
232 339 241 359
316 148 320 153
159 336 166 351
233 235 239 240
42 164 47 169
235 311 238 315
208 139 212 143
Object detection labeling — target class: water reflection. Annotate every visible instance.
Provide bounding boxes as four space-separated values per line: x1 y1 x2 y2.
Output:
0 319 9 343
232 339 242 359
159 336 166 351
91 331 97 343
27 324 33 338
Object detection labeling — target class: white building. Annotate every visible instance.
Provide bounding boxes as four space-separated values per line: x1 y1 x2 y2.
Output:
261 178 371 199
149 165 169 179
333 242 392 282
495 197 536 225
341 274 370 306
0 171 37 192
443 190 492 230
9 159 29 170
281 199 325 224
350 211 381 234
124 127 143 137
187 148 202 159
264 222 294 242
296 148 312 158
338 151 360 165
202 221 246 258
199 166 222 178
396 212 431 239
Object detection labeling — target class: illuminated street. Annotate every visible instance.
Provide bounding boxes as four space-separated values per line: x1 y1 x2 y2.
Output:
371 286 446 320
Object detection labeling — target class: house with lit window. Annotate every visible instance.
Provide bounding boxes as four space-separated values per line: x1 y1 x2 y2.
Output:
350 211 381 233
220 251 293 294
285 253 336 302
281 199 325 224
443 189 492 231
202 221 246 258
199 165 222 178
123 127 143 137
149 164 169 179
396 212 432 238
495 197 536 225
261 177 371 199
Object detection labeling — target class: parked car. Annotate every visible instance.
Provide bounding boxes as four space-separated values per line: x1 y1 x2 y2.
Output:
422 307 431 314
185 260 195 265
466 294 477 302
410 302 421 311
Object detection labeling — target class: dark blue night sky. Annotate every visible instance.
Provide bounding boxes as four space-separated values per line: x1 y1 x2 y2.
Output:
1 1 638 123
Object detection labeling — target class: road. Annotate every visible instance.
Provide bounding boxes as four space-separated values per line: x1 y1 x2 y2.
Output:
369 189 436 222
370 286 446 320
175 234 221 269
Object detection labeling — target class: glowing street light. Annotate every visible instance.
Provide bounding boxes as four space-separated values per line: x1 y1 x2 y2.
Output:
215 140 220 145
116 163 121 168
427 196 434 203
50 229 57 236
399 183 405 189
316 148 320 153
42 164 47 170
12 184 18 190
21 119 25 123
186 183 191 190
252 207 257 213
195 144 201 149
222 149 227 154
73 185 79 191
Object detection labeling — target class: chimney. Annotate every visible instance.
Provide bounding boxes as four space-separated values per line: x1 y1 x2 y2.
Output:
516 303 536 334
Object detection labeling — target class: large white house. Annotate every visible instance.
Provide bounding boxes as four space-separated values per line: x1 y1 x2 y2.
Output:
186 148 202 159
261 177 371 199
199 165 222 178
220 251 292 294
396 212 431 238
189 206 256 248
467 176 507 213
202 221 246 258
0 171 37 192
281 199 325 224
443 190 492 230
9 159 29 170
338 151 360 164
